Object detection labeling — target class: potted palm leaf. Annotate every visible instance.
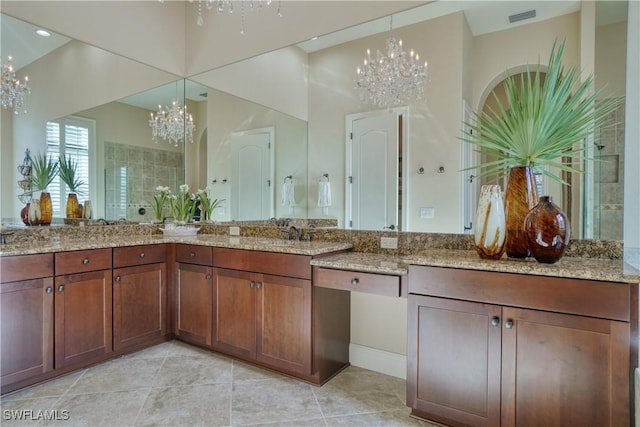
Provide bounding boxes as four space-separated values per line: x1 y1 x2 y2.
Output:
462 40 622 260
30 153 59 225
58 155 86 219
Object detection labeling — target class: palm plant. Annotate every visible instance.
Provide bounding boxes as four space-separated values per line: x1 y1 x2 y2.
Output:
30 153 59 192
58 155 85 195
461 40 623 184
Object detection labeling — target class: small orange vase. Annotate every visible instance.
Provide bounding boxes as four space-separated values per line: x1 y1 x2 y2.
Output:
39 192 53 225
504 166 538 258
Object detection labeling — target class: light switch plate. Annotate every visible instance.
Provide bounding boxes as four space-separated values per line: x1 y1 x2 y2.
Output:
420 207 435 219
380 237 398 249
229 226 240 236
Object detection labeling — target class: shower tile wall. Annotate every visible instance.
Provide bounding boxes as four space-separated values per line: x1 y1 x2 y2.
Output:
594 100 625 240
104 142 184 221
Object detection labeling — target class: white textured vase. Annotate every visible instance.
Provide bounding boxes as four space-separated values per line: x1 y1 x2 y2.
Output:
474 185 506 259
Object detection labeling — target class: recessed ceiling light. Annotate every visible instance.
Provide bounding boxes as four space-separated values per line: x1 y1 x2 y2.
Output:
311 36 319 41
36 29 51 37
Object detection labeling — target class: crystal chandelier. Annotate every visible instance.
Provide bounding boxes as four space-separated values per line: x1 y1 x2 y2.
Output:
1 55 31 114
166 0 282 34
149 100 195 146
355 17 428 108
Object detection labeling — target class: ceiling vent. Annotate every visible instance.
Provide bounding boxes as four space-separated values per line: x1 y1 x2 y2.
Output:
199 92 208 98
509 10 536 24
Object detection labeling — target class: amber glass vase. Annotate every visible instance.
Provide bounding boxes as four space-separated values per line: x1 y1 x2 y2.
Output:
66 193 81 218
504 166 538 258
39 192 53 225
524 196 570 264
474 185 506 259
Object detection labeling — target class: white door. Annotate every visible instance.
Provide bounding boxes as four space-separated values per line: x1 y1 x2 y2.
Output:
230 131 273 220
461 100 478 234
347 111 400 230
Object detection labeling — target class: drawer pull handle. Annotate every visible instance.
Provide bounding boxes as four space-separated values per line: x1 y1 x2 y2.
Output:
205 274 212 280
115 276 122 283
505 319 514 329
190 252 196 257
139 252 145 258
82 258 90 265
351 278 359 286
46 287 53 294
491 316 500 327
58 285 65 292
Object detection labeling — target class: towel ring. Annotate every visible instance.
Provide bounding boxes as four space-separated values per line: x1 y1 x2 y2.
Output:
321 173 330 181
284 175 293 183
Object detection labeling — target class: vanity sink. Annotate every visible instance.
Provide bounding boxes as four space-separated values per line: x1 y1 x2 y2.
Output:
256 239 294 247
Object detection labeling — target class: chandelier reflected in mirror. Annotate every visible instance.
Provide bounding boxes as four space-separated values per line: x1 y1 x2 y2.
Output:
1 55 31 114
163 0 282 34
355 17 428 108
149 99 195 146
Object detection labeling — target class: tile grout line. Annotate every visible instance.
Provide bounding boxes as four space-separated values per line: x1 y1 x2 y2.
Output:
310 384 329 426
130 345 171 427
31 367 88 427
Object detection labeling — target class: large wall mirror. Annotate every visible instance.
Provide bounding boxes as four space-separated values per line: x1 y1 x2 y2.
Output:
2 1 633 242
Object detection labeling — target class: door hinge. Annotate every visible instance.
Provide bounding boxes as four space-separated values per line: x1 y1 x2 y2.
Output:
349 220 353 227
267 179 271 187
268 142 271 149
350 132 353 140
348 176 353 184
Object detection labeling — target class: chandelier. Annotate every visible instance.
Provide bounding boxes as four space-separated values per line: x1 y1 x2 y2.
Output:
355 17 428 108
149 100 195 146
168 0 282 34
1 55 31 114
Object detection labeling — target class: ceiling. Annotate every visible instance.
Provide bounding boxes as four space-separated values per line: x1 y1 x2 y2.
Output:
2 0 628 111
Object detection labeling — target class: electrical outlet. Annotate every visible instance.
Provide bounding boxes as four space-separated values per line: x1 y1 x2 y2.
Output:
420 207 435 219
380 237 398 249
229 226 240 236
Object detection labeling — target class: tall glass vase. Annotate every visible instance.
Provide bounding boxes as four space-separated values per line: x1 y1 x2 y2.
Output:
66 193 81 218
474 185 506 259
504 166 538 258
39 192 53 225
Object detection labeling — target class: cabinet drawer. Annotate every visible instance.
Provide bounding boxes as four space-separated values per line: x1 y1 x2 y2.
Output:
213 248 311 280
114 244 167 268
1 254 54 283
176 244 213 266
314 267 400 297
55 248 112 275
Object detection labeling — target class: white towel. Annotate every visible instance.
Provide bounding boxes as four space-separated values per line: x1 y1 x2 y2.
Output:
281 181 295 207
318 180 332 208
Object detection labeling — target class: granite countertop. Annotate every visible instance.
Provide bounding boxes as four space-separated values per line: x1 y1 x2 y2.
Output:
0 235 352 257
311 250 640 284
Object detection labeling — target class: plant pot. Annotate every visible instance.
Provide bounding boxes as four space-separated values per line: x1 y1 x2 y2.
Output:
504 166 538 258
473 185 506 260
524 196 570 264
39 192 53 225
66 193 82 219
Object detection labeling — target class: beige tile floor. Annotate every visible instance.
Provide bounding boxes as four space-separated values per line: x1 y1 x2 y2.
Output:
1 341 436 427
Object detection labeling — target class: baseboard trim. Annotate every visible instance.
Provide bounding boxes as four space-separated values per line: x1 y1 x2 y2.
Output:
349 343 406 379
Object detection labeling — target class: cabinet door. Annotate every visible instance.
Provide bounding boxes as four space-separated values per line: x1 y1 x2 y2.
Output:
0 278 54 388
113 263 167 351
407 295 502 427
501 307 630 427
175 263 213 346
54 270 113 368
257 274 312 375
212 268 256 359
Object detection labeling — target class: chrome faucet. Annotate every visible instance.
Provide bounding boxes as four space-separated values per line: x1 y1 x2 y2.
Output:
287 225 301 242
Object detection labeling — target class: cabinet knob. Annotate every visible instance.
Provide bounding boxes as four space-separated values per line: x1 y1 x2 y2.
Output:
190 252 196 257
82 258 90 265
46 287 53 294
249 281 255 288
491 316 500 327
351 278 359 286
58 285 65 292
205 274 212 280
139 252 145 258
115 276 121 282
256 282 262 289
505 319 514 329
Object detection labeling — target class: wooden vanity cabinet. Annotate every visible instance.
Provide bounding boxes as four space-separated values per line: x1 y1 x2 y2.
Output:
175 245 214 346
407 265 634 427
0 254 54 390
113 244 167 351
54 249 113 368
212 248 313 377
